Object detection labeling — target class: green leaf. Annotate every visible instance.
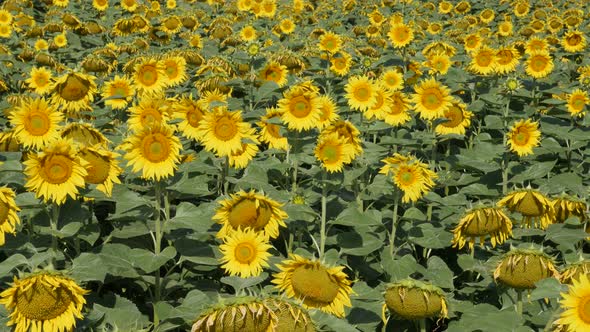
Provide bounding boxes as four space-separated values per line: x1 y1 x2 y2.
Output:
99 244 140 278
131 246 177 273
93 294 150 330
446 303 524 332
166 202 216 233
382 252 424 281
330 207 382 226
0 254 30 276
544 223 588 246
167 174 211 197
408 223 453 249
71 253 108 282
529 278 567 301
423 256 454 290
337 231 383 256
220 273 268 292
509 160 557 183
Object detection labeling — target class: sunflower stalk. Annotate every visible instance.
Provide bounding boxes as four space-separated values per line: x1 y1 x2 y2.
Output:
389 191 400 257
50 203 60 265
516 289 523 317
418 318 427 332
501 97 511 195
153 181 163 327
319 170 328 260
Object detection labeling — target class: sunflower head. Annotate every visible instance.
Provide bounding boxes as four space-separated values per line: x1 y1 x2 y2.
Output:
552 196 587 223
0 187 21 246
314 133 354 173
388 23 414 48
61 122 109 148
345 75 377 111
525 51 554 79
452 206 513 250
560 260 590 284
493 247 560 289
50 71 97 113
411 78 453 120
9 97 63 150
384 279 448 320
506 119 541 157
278 84 321 132
435 101 472 135
218 227 272 278
272 254 353 317
79 146 122 197
497 188 553 229
555 274 590 331
0 271 89 332
318 31 342 54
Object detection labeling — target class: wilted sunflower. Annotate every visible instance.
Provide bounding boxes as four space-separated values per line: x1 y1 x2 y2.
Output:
259 61 289 87
555 274 590 331
380 69 404 91
498 188 554 229
494 248 559 289
174 94 206 141
314 133 355 173
345 75 377 111
329 52 352 76
50 71 97 113
0 130 21 152
23 138 88 205
566 89 589 117
277 84 321 132
380 154 437 203
552 196 587 223
495 46 520 74
160 16 183 35
411 78 453 120
61 122 109 148
197 107 256 156
452 206 513 250
258 107 289 151
133 57 167 95
127 96 171 133
525 51 554 79
0 272 89 332
229 142 259 169
435 101 472 135
219 227 272 278
25 67 53 95
382 91 412 126
9 97 63 150
318 31 342 54
560 261 590 284
468 46 497 75
214 190 288 240
272 254 353 317
121 123 182 181
388 22 414 48
79 146 122 197
383 279 448 321
101 75 136 110
506 119 540 157
0 187 20 246
562 30 586 53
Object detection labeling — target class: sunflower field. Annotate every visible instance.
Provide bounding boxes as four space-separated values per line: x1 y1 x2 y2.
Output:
0 0 590 331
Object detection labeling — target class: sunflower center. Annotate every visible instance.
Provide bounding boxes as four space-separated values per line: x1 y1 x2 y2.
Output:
59 75 90 101
140 109 162 127
266 123 281 138
289 95 312 118
164 18 180 30
466 37 478 48
141 133 171 163
15 282 73 320
213 116 238 141
234 242 257 264
165 64 178 78
530 56 548 71
567 35 582 46
34 74 49 87
24 111 51 136
393 27 408 41
513 131 530 146
82 152 111 184
186 108 204 127
579 295 590 323
228 198 272 230
333 58 347 70
139 65 158 85
476 51 493 67
398 169 415 185
442 106 463 127
354 86 370 102
321 144 339 163
42 155 73 184
572 97 585 111
112 86 128 97
421 88 443 110
497 50 513 65
371 93 384 110
291 265 341 304
0 200 9 224
516 192 544 216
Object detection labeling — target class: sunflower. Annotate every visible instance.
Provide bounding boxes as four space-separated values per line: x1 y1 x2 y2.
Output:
101 75 135 110
34 39 49 51
314 133 354 173
438 1 453 14
495 46 520 75
507 119 541 157
23 139 88 205
384 279 448 321
525 51 554 78
25 67 53 95
452 206 513 250
9 97 63 150
345 75 377 111
50 71 97 113
0 130 21 152
0 272 89 332
321 120 362 158
229 142 259 169
315 95 339 130
566 89 589 117
213 190 288 240
497 188 554 229
240 25 257 42
497 20 513 37
61 122 109 148
121 124 181 181
53 33 67 48
174 94 206 141
463 33 482 52
0 187 20 246
380 154 437 203
259 61 289 87
422 41 457 58
160 16 182 35
479 8 495 24
92 0 109 11
411 78 453 120
272 254 353 317
552 196 587 223
424 53 452 75
554 274 590 331
362 84 392 120
454 0 471 14
133 57 167 95
127 96 171 133
329 52 352 77
219 227 272 278
525 37 549 54
435 101 472 135
468 46 497 75
121 0 138 12
380 69 404 91
279 18 296 35
79 146 122 197
560 261 590 284
198 89 229 110
387 23 414 48
318 31 342 54
0 24 11 38
256 108 289 151
513 1 530 18
382 91 411 126
494 248 559 289
160 55 187 87
277 84 321 132
197 106 256 156
0 9 13 25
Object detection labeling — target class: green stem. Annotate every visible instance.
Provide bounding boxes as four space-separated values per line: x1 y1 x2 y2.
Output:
516 290 523 317
153 182 162 328
50 204 60 265
320 171 327 259
418 318 427 332
502 97 511 195
292 161 298 194
389 193 400 257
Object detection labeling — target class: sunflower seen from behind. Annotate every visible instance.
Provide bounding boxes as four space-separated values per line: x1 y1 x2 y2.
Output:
272 254 353 317
506 119 540 157
9 97 63 150
0 272 89 332
498 188 554 229
219 227 272 278
79 146 122 197
50 71 97 113
0 187 20 246
61 122 109 148
197 106 256 156
452 206 513 250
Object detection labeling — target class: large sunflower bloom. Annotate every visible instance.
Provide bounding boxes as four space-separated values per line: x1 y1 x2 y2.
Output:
495 46 520 75
497 188 554 229
121 124 181 181
562 30 586 53
272 254 353 317
387 23 414 48
23 139 88 205
9 97 63 150
314 133 355 173
133 57 167 95
555 274 590 331
257 107 289 151
506 119 540 157
321 120 363 159
468 46 497 75
259 61 289 87
0 187 20 246
161 55 188 87
101 75 135 110
213 190 288 240
196 106 256 157
566 89 589 117
50 71 97 113
318 31 342 54
25 67 53 95
380 154 437 203
525 51 554 79
0 272 89 332
219 228 272 278
277 84 321 132
435 101 472 135
174 94 207 141
345 75 377 111
411 78 453 120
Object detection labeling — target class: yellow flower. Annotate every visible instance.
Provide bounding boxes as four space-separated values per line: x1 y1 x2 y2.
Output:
525 37 548 54
497 188 554 229
513 1 530 17
127 96 171 133
435 101 472 135
278 83 321 132
555 274 590 331
213 190 288 240
79 146 122 197
387 23 413 48
380 69 404 91
9 97 63 150
0 187 20 246
54 32 67 48
424 53 452 75
560 261 590 284
34 39 48 51
174 94 206 141
197 106 256 157
321 120 362 159
506 119 540 157
240 25 257 42
497 20 513 37
101 75 136 110
61 122 109 148
25 67 53 95
382 91 411 126
345 75 377 111
552 196 587 223
463 33 482 52
0 272 89 332
0 9 13 25
318 31 342 54
92 0 109 11
229 142 259 169
362 83 392 120
452 206 513 250
219 228 272 278
121 124 182 181
121 0 138 12
380 154 437 203
50 71 97 113
279 18 296 34
257 107 289 151
133 57 167 95
259 61 288 87
314 133 354 173
272 254 353 317
0 24 12 38
468 46 497 75
316 95 339 129
495 46 520 74
23 139 88 205
160 55 188 87
411 78 453 120
438 1 453 14
525 51 554 78
567 89 589 117
329 52 353 77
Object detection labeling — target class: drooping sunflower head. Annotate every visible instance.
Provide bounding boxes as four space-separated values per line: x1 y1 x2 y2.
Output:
435 101 472 136
0 129 21 152
78 146 122 197
411 77 453 120
345 75 377 111
50 71 97 114
160 15 182 34
554 274 590 331
9 97 63 150
560 260 590 284
61 122 109 148
272 254 353 317
384 279 448 321
0 187 21 246
493 247 560 289
566 88 589 117
497 188 553 229
259 61 289 87
214 190 288 240
218 227 272 278
551 196 587 223
0 272 89 332
387 22 414 48
452 206 513 250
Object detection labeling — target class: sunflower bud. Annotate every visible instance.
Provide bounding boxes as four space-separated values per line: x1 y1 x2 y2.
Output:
384 279 448 320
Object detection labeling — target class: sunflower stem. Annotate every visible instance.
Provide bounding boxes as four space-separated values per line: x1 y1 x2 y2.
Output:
516 289 523 317
50 204 60 265
319 170 327 260
389 192 400 257
153 181 163 328
501 97 511 195
418 318 427 332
